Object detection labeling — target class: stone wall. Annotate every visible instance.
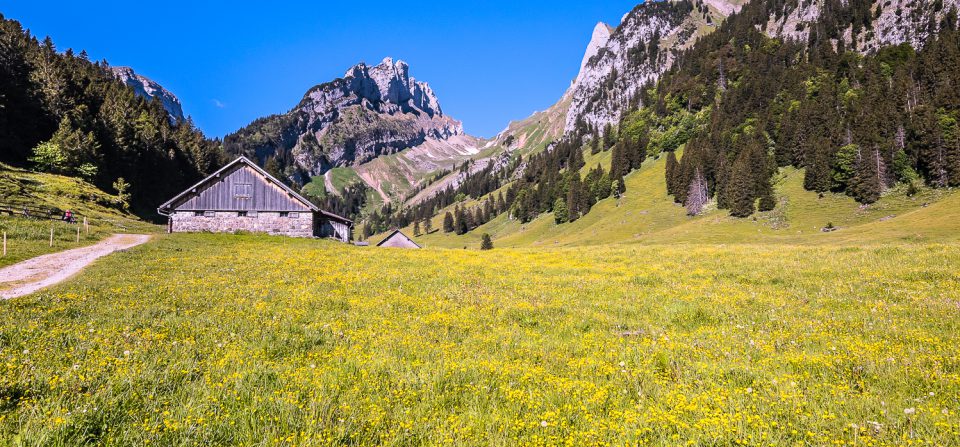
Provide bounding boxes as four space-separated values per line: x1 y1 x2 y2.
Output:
170 211 314 238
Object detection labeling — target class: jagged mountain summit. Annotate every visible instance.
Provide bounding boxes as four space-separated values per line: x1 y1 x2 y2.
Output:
490 0 740 152
110 66 185 122
224 57 470 184
565 0 745 134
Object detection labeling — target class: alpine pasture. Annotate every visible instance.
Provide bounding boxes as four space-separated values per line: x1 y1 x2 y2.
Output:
1 234 958 445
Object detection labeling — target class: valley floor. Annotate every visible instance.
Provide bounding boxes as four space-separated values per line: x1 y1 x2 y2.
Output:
1 233 958 445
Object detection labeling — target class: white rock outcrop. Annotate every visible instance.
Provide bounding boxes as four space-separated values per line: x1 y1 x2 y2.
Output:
765 0 960 53
110 66 185 122
564 1 737 134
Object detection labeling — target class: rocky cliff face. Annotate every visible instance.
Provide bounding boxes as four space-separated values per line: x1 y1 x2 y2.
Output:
225 57 464 180
564 0 744 134
562 0 958 137
764 0 960 53
110 66 185 122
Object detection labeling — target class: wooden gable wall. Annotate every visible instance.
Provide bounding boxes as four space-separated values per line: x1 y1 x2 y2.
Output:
171 164 312 212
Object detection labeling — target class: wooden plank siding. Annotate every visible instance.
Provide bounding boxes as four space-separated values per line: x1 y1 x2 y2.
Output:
158 156 353 242
171 165 310 212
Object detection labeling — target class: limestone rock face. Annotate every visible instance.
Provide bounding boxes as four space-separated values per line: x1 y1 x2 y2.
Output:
764 0 960 53
225 57 464 179
564 1 740 134
563 0 959 137
575 23 615 85
110 66 185 122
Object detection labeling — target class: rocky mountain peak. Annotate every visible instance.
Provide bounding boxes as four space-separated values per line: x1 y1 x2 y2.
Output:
328 57 443 118
575 23 615 85
564 0 722 134
110 66 184 122
226 58 466 182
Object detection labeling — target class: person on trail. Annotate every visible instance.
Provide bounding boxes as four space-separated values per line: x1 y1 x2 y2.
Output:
63 210 73 223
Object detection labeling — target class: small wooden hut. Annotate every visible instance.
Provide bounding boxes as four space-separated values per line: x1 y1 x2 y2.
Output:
376 229 421 249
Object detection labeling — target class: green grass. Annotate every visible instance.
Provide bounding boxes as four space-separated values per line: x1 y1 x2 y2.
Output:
0 164 158 267
301 177 328 200
1 234 958 445
406 151 960 249
328 168 362 192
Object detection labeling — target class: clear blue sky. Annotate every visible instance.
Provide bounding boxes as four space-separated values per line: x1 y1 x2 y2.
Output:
0 1 639 138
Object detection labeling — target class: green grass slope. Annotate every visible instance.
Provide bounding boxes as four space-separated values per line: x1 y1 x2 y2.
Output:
397 151 960 249
0 164 158 267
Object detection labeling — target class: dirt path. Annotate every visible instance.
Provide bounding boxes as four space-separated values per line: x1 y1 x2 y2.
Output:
0 234 151 299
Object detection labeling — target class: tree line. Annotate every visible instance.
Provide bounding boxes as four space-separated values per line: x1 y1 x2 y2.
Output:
609 0 960 217
0 14 223 215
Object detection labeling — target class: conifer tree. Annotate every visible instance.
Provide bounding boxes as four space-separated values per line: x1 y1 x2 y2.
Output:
413 220 421 237
665 151 680 196
851 147 883 203
804 142 834 193
553 198 568 224
727 152 756 217
566 175 582 222
423 217 433 234
480 233 494 250
442 212 454 233
757 177 777 211
455 206 468 235
602 123 615 150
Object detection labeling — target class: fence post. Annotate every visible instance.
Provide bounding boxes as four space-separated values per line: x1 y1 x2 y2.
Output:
3 232 6 257
50 226 53 247
84 217 88 235
76 225 80 243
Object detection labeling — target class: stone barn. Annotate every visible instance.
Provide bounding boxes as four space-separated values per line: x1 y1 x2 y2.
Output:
158 156 352 241
377 229 421 249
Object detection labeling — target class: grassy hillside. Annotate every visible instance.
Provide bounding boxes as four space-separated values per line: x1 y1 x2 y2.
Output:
0 164 158 267
1 233 957 444
394 150 959 249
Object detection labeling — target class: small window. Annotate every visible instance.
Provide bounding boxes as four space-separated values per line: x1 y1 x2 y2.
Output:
204 211 215 218
193 211 204 217
233 183 252 199
279 211 290 218
288 212 299 219
248 211 258 218
238 211 248 217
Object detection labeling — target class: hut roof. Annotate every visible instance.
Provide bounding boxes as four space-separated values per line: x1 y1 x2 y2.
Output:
157 156 351 224
376 229 422 248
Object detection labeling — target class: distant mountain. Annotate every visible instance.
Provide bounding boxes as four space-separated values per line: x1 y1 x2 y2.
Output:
110 66 185 122
224 57 481 205
224 58 467 173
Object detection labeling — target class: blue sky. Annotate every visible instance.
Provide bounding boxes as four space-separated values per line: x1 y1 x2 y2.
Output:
0 1 639 138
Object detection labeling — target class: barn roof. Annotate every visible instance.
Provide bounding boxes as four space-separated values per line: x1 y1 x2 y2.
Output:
157 156 351 224
376 229 422 248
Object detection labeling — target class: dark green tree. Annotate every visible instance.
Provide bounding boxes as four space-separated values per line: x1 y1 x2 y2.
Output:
442 212 454 233
480 233 494 250
727 151 756 217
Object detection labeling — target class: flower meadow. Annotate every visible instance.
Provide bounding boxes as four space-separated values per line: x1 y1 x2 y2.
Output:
1 234 958 445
